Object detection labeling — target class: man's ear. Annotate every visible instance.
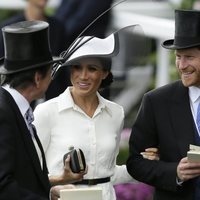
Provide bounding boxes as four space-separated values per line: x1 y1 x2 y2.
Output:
34 72 41 88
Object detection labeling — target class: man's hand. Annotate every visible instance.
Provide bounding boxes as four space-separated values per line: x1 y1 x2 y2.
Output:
50 184 75 200
177 157 200 182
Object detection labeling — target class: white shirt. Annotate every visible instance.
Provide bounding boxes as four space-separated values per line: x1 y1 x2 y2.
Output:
34 87 134 200
189 86 200 136
2 84 29 119
2 85 43 169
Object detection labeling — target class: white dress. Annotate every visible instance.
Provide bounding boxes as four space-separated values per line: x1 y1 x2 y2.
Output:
34 87 134 200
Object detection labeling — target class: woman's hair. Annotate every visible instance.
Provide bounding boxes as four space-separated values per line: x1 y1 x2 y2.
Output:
0 65 50 89
98 57 113 89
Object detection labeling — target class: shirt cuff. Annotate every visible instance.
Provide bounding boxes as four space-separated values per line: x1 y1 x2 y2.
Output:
176 177 183 186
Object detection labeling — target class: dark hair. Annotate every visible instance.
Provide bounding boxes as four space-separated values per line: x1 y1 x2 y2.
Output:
0 65 51 89
98 57 113 88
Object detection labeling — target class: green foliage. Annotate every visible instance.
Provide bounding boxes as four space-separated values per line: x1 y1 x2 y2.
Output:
0 9 21 23
0 7 56 24
117 148 129 165
180 0 196 9
169 52 179 81
45 7 56 16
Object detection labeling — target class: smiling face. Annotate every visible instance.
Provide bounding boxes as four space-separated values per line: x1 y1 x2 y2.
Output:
70 58 109 98
175 47 200 87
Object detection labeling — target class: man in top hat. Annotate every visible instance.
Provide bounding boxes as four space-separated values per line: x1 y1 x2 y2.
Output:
0 20 75 200
127 9 200 200
0 0 70 103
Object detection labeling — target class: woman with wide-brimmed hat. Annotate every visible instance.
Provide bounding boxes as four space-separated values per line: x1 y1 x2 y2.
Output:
33 24 159 200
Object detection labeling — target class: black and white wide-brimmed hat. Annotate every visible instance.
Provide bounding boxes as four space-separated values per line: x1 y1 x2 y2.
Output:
52 24 148 78
0 20 63 74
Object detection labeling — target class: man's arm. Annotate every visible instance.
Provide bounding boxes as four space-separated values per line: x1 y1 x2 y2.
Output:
126 94 178 191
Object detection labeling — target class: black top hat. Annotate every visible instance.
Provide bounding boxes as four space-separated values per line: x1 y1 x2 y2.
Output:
162 9 200 50
0 20 63 74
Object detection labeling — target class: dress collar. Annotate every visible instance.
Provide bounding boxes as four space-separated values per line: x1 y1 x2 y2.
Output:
57 87 113 117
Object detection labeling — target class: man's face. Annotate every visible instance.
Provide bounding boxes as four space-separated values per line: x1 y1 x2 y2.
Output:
35 67 52 99
175 47 200 87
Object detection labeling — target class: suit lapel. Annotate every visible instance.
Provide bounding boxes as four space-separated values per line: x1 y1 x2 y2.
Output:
1 88 50 192
18 120 50 192
169 82 195 157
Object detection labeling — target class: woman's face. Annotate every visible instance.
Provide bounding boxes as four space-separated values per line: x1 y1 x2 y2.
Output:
70 58 108 97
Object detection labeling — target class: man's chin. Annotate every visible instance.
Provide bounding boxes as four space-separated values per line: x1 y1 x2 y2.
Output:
182 80 192 87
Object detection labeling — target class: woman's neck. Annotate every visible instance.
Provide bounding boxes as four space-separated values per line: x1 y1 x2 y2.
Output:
70 88 99 118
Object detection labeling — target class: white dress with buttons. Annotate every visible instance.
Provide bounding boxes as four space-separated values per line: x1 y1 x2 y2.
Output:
33 87 134 200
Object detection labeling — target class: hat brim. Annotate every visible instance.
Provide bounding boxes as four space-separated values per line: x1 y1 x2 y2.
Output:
162 39 200 50
61 33 118 67
0 56 64 74
52 24 148 79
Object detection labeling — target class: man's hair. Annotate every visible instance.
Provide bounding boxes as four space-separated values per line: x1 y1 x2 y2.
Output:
0 65 51 89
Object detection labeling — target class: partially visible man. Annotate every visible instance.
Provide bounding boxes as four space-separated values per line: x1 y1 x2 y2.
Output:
0 0 69 101
127 10 200 200
0 20 73 200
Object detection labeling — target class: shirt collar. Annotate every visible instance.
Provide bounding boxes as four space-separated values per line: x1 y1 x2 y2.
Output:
96 92 113 116
58 87 76 112
189 86 200 103
58 87 113 116
2 84 29 117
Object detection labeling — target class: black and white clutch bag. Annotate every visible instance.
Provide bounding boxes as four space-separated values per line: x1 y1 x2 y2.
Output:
63 146 86 173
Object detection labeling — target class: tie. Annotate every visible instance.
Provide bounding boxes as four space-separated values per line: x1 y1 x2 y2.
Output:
196 102 200 134
25 107 48 173
25 107 35 136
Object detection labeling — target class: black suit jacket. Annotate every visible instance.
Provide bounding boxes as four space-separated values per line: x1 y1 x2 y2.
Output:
127 80 196 200
0 87 50 199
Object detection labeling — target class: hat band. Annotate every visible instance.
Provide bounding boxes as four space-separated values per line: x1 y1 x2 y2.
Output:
174 36 200 47
4 55 53 72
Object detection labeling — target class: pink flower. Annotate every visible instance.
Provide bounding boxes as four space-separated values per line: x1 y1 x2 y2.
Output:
114 183 154 200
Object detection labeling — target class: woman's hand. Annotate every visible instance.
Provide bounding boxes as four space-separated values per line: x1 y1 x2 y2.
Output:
62 154 88 183
140 147 159 160
49 155 88 185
